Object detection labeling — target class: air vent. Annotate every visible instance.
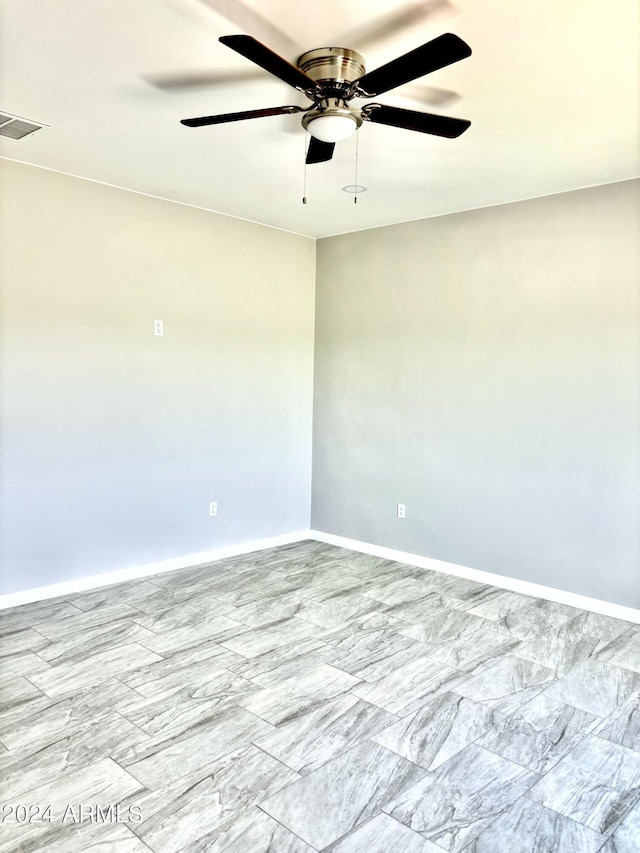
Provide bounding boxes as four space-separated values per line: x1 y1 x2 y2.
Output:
0 112 48 140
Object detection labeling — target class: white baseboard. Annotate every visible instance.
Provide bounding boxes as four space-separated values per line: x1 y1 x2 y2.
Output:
310 530 640 625
4 528 638 626
0 531 313 609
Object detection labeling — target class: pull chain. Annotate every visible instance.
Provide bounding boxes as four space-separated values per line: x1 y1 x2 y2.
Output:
353 130 359 204
302 131 308 204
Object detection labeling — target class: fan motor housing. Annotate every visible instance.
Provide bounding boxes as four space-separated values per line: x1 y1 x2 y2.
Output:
297 48 366 86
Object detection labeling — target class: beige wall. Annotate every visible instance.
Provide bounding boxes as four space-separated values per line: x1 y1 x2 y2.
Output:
312 180 640 607
0 160 316 593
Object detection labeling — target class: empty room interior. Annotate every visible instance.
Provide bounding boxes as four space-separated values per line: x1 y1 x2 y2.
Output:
1 1 639 852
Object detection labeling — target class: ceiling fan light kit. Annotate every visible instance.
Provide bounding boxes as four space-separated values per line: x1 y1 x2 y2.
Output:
303 107 362 143
181 31 472 165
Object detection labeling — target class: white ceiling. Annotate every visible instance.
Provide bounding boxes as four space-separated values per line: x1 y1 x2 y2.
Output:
1 0 638 238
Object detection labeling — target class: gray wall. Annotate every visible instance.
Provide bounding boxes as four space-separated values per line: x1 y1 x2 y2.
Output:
0 160 316 594
3 161 638 607
312 180 640 607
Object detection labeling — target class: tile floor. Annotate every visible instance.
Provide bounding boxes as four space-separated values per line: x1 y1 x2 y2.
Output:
1 540 639 852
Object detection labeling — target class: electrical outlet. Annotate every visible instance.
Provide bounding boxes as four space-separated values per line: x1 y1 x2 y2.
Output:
209 501 218 517
397 503 406 519
154 320 164 336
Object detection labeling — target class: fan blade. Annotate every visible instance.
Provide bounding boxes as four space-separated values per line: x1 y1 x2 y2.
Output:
220 35 315 93
306 137 335 164
181 105 304 127
339 0 454 54
354 33 471 97
362 104 470 138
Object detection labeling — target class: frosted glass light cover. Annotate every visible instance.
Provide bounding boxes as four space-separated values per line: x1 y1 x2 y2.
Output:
307 114 358 143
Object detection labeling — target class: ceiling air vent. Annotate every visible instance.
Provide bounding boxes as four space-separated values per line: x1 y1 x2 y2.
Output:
0 112 47 140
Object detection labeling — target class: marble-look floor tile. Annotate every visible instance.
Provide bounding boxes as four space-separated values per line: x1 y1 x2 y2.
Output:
120 704 274 790
599 800 640 853
146 562 229 589
526 733 640 834
370 567 436 588
382 593 460 624
32 603 143 641
0 627 49 657
453 655 557 715
179 805 314 853
28 642 163 698
464 590 535 622
476 694 599 773
2 544 639 853
37 619 159 665
0 758 143 852
0 650 51 680
120 646 244 696
353 656 463 716
386 743 539 853
130 589 236 632
489 599 584 639
220 617 322 658
224 592 306 627
120 670 258 740
424 574 491 602
0 600 80 636
319 622 427 682
325 554 400 577
66 578 164 612
232 544 328 571
206 570 298 606
571 612 637 654
277 555 347 578
271 540 335 560
361 577 437 607
211 554 266 573
445 585 507 612
320 610 404 639
128 744 299 853
399 566 450 583
409 620 520 673
396 609 490 648
297 592 381 630
254 694 397 774
229 637 329 685
543 659 640 717
259 739 427 850
595 694 640 751
136 615 245 657
236 661 360 725
283 567 366 601
327 813 443 853
16 823 149 853
0 713 148 801
466 797 605 852
372 692 504 771
0 676 46 714
0 679 141 751
597 629 640 673
515 617 599 674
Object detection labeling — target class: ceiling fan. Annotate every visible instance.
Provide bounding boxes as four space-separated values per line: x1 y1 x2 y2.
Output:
180 32 472 164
